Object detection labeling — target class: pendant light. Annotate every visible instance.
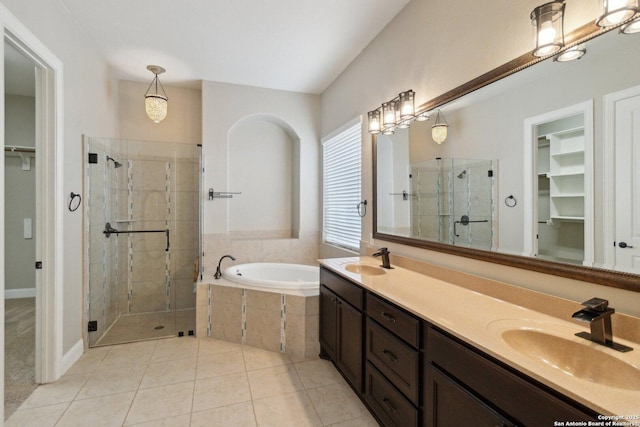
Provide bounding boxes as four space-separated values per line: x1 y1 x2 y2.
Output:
144 65 168 124
431 110 448 144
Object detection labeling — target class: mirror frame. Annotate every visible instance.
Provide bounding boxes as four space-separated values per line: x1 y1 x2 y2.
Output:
372 21 640 292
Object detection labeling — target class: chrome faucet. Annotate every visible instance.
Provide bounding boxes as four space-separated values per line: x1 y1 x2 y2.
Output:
214 255 236 279
372 247 393 269
571 297 632 352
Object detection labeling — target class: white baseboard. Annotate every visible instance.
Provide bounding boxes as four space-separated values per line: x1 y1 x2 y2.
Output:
61 339 84 376
5 288 36 299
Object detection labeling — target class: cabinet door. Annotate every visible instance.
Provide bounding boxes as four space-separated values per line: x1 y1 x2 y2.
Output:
337 298 364 392
423 365 513 427
319 285 338 361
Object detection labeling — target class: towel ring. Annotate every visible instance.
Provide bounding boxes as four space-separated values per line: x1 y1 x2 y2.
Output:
504 195 517 208
69 192 82 212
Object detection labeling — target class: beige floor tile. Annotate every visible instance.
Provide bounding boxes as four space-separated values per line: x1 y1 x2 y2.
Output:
326 414 380 426
139 357 197 389
242 345 291 371
124 381 194 425
306 382 371 426
294 358 345 390
19 373 91 409
5 402 68 427
56 391 135 427
125 414 191 427
76 364 146 399
252 390 322 427
65 346 111 375
192 372 252 413
190 401 257 427
101 340 158 368
197 337 243 356
196 350 245 379
247 364 304 400
150 337 199 363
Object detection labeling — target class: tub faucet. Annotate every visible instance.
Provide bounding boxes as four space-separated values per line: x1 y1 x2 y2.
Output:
372 247 393 269
214 255 236 279
571 297 632 352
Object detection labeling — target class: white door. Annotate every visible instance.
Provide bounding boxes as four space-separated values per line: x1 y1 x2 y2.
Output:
608 89 640 273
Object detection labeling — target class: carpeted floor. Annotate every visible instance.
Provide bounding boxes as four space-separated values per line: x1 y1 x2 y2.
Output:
4 297 36 420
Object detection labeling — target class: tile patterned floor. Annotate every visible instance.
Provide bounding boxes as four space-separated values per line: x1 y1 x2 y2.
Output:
6 337 379 426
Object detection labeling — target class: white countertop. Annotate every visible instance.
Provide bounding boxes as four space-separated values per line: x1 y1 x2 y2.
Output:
319 256 640 417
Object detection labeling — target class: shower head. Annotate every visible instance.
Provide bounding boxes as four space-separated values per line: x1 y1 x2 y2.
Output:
457 170 467 179
106 155 122 168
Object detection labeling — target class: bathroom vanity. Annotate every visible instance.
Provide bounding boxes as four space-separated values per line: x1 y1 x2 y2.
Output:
319 257 640 427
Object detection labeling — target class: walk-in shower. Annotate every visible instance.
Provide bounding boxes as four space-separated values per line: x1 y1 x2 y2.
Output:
84 137 201 346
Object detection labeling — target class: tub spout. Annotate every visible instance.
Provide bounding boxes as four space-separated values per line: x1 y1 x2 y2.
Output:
214 255 236 279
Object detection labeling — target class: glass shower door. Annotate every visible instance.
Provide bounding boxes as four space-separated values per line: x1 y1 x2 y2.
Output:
86 138 200 347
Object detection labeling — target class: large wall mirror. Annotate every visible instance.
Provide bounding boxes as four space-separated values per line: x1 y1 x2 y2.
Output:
373 23 640 291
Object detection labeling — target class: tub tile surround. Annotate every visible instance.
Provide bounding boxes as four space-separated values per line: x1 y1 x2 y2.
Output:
196 281 320 362
7 337 377 427
320 255 640 416
202 231 320 275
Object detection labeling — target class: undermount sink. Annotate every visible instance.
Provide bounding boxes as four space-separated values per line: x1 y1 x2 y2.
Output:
497 325 640 390
343 263 386 276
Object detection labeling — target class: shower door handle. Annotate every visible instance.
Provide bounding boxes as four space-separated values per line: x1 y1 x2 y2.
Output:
103 222 171 251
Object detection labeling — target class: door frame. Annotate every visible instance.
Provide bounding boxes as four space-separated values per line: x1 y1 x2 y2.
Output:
603 84 640 271
523 100 594 264
1 3 64 395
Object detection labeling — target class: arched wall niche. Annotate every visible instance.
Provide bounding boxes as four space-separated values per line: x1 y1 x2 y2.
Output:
228 113 301 239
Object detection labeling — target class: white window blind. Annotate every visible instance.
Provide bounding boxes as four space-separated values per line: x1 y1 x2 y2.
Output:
323 120 362 251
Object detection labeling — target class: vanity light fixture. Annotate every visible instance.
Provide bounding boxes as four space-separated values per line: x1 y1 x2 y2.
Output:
620 15 640 32
554 44 587 62
596 0 639 27
531 1 566 57
431 110 448 144
367 90 415 135
144 65 168 124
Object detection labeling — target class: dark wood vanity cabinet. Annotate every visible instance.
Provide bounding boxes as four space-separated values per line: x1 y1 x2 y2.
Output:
319 268 364 392
364 294 422 427
424 327 598 427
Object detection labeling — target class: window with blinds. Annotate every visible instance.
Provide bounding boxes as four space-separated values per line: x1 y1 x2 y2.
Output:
322 119 362 251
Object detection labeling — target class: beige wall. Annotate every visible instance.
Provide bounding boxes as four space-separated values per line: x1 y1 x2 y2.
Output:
1 0 120 354
119 80 202 144
319 0 640 317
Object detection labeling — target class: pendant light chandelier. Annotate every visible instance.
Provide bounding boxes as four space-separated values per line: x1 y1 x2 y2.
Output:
144 65 168 124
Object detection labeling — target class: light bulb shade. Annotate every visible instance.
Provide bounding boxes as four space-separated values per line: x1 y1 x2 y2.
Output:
399 90 415 120
382 101 397 128
596 0 639 27
368 110 381 134
554 44 586 62
531 1 565 57
621 15 640 32
145 95 168 124
432 110 448 144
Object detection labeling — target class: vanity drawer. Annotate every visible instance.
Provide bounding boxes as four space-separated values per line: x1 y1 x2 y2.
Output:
426 327 597 425
366 319 420 404
367 293 420 347
320 267 363 310
365 362 418 427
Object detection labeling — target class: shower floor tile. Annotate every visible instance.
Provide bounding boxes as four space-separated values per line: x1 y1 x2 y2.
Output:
94 309 196 347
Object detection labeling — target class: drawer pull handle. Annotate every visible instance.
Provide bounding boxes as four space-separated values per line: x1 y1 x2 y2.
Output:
380 312 396 323
382 397 397 413
382 349 397 363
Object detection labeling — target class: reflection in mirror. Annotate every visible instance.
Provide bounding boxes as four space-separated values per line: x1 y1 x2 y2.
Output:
373 27 640 289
